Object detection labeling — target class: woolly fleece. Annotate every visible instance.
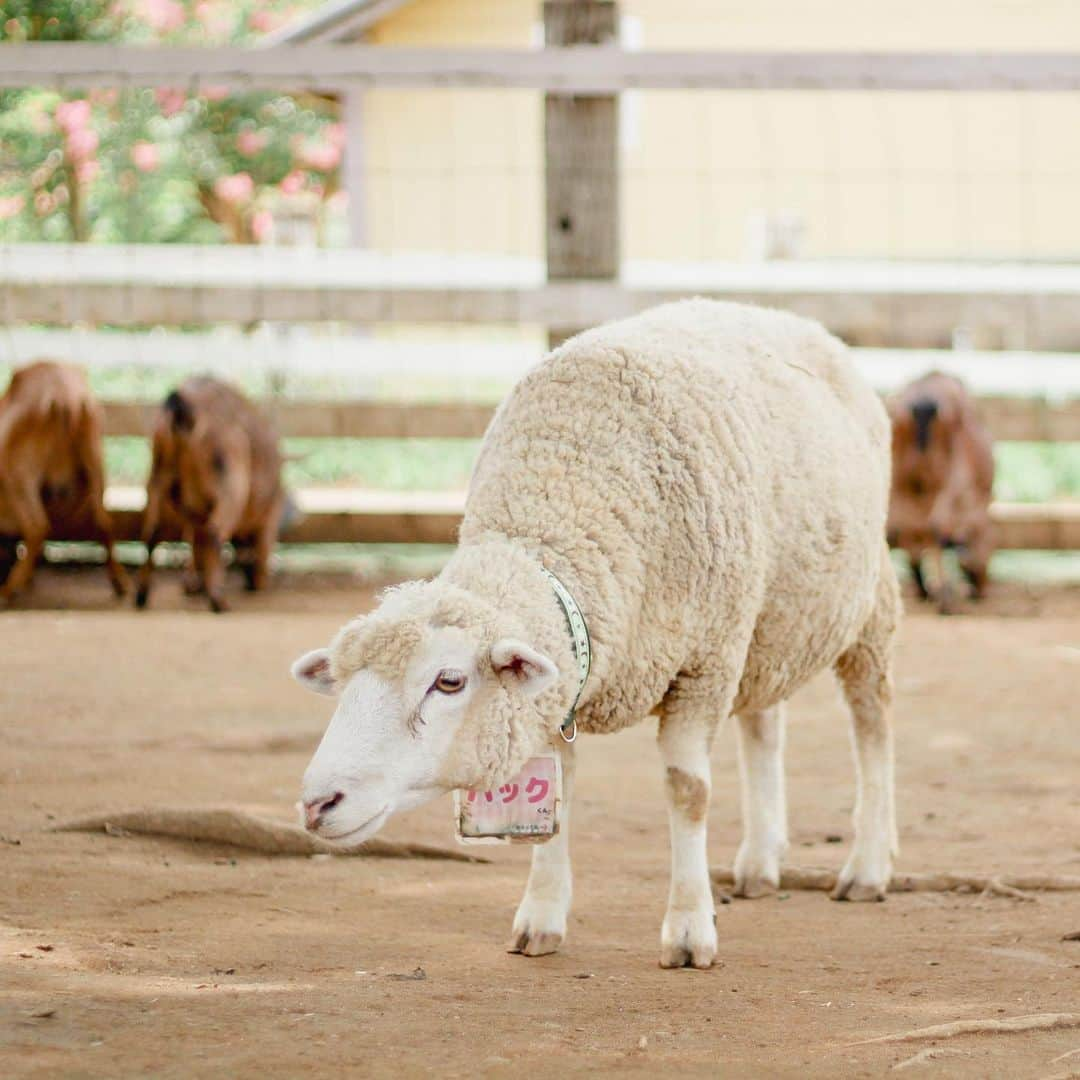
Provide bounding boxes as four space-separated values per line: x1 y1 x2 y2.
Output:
330 299 898 789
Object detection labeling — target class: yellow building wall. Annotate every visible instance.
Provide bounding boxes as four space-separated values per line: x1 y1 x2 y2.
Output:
360 0 1080 262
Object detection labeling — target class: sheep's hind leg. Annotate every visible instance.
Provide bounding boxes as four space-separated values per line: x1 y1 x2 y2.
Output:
733 704 788 898
832 557 900 901
508 740 575 958
657 694 717 969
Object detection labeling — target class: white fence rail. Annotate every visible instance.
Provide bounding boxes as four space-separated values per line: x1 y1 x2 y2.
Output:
8 244 1080 348
4 45 1080 93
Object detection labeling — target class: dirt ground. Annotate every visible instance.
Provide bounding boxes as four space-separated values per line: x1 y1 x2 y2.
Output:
2 569 1079 1078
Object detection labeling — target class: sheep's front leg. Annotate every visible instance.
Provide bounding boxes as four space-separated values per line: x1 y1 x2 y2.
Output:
658 708 716 969
508 741 574 957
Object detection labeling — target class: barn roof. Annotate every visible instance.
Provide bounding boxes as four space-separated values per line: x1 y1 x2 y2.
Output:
261 0 417 45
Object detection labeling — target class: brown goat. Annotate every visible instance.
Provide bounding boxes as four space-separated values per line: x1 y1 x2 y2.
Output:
0 360 128 603
887 371 994 613
135 376 283 613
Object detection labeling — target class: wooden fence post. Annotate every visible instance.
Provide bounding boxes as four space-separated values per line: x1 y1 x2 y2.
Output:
544 0 619 349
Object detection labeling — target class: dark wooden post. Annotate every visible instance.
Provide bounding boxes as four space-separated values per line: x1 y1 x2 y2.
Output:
544 0 619 348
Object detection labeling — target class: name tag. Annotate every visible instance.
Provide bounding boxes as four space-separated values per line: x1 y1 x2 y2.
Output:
454 754 562 845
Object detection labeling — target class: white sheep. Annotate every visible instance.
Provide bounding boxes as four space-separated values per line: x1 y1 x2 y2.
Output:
292 299 900 969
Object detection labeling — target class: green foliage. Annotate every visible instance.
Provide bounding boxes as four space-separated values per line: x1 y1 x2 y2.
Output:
0 0 121 42
0 0 340 244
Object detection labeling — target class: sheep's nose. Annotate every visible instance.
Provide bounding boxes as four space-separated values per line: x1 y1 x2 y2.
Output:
304 791 344 831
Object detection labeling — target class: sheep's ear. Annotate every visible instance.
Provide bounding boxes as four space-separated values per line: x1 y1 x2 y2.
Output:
291 649 338 697
490 638 559 699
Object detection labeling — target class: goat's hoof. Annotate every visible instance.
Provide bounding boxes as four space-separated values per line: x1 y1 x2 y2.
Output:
659 909 717 970
208 595 229 614
134 588 149 610
181 575 205 596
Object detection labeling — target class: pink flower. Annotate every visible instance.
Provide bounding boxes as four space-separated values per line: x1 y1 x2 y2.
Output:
140 0 185 33
76 160 100 184
194 1 234 40
236 130 267 156
132 142 160 172
299 142 341 172
0 195 25 220
325 123 346 148
214 172 254 205
155 87 186 117
55 99 91 132
202 85 229 102
251 209 273 242
66 128 100 162
34 191 55 216
249 10 276 32
279 170 304 196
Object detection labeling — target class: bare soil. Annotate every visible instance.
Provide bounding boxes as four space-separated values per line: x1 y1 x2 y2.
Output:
2 569 1079 1078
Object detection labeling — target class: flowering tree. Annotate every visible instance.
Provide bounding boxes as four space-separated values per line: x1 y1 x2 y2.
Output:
0 0 345 243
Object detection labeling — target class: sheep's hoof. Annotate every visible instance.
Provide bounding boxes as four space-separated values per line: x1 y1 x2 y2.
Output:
732 875 778 899
659 909 717 970
732 842 783 899
508 897 566 957
208 595 229 614
508 929 563 957
831 872 888 902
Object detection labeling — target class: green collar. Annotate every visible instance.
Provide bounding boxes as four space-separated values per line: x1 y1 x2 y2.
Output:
538 566 591 744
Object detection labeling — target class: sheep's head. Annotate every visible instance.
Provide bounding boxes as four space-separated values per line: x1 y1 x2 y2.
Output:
292 581 562 845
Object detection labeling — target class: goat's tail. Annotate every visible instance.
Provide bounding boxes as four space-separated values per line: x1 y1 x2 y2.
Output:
910 396 938 452
163 390 195 433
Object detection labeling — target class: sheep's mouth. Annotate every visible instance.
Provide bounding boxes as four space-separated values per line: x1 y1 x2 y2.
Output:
319 805 390 846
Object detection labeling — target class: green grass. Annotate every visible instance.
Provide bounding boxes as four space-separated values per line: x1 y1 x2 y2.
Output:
994 443 1080 502
282 438 479 491
104 436 1080 500
103 436 482 491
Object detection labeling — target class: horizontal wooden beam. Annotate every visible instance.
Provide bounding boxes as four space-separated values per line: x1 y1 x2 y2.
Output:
29 489 1072 550
11 245 1080 348
12 280 1080 352
102 400 497 439
98 396 1078 442
989 501 1080 550
4 45 1080 92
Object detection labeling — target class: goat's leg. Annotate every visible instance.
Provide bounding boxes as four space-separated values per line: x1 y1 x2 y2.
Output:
508 740 575 957
906 548 930 600
181 525 206 595
733 704 788 898
959 520 992 600
196 525 230 613
832 552 900 901
247 496 282 592
83 464 128 597
135 479 166 609
928 543 956 614
0 479 48 603
657 695 716 969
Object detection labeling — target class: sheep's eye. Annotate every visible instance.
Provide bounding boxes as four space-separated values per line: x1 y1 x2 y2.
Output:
433 670 466 695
